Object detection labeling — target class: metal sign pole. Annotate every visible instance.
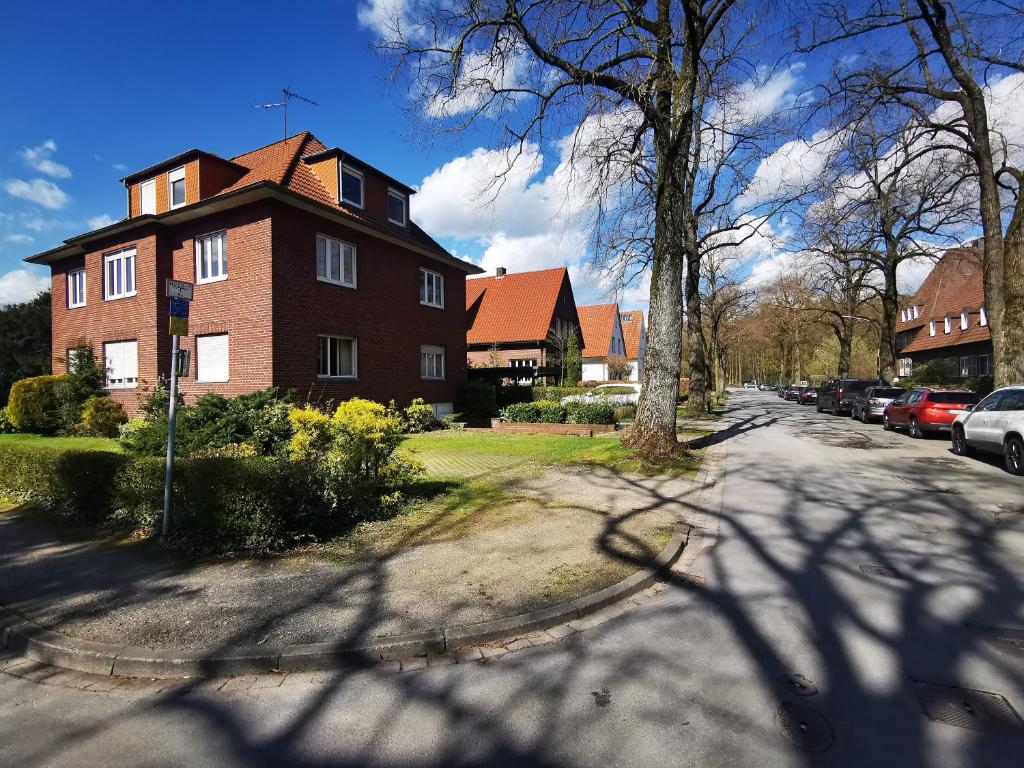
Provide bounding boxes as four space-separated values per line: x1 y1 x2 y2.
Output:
162 333 180 539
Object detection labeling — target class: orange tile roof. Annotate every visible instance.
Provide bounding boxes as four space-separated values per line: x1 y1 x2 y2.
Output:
577 303 619 357
466 267 569 345
900 247 991 353
619 310 644 360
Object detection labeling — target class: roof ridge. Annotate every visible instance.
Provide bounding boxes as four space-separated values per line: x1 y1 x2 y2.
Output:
280 132 314 187
230 131 312 163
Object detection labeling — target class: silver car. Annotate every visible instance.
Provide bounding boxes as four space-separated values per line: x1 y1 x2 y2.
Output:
852 386 905 423
952 386 1024 476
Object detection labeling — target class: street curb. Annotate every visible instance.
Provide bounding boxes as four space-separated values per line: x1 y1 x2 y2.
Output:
0 438 724 679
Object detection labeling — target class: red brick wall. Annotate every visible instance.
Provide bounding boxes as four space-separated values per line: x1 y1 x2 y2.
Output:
269 202 467 409
466 346 547 367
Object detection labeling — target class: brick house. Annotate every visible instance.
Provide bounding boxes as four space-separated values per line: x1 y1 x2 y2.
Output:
577 303 627 381
619 310 646 382
24 132 482 415
465 267 582 377
895 245 993 380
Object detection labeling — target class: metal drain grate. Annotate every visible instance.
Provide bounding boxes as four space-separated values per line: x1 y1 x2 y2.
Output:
911 680 1023 733
779 673 818 697
776 702 834 752
978 627 1024 659
859 564 902 579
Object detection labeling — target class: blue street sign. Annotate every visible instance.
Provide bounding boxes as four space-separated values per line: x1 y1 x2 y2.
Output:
169 297 190 319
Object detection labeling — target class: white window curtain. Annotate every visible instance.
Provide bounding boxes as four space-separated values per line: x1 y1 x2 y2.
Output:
197 334 229 382
140 179 156 214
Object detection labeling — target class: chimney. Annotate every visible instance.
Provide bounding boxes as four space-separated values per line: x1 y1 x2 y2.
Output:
495 267 507 278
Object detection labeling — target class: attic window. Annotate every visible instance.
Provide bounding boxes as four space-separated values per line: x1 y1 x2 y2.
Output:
901 309 907 322
980 305 988 326
912 305 920 319
961 311 968 330
169 167 186 209
388 189 407 226
340 164 363 209
943 314 951 333
929 320 936 336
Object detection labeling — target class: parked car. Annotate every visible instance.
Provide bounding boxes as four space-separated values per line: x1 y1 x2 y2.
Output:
758 383 776 391
798 387 819 405
851 386 905 423
777 385 788 398
817 378 881 416
784 386 802 401
743 381 757 389
560 383 642 406
952 386 1024 476
883 388 980 438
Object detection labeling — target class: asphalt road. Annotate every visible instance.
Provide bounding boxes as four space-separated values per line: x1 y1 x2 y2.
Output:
3 388 1024 767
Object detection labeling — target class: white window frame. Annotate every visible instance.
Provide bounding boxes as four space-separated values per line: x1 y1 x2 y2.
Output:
316 234 357 288
195 230 228 284
66 346 89 373
980 305 988 326
168 166 186 210
943 314 951 334
387 188 407 226
140 178 156 215
104 247 137 300
318 335 358 379
912 305 920 319
340 164 364 209
196 333 230 383
421 345 446 380
929 320 936 336
901 309 907 322
419 267 444 308
104 340 138 389
67 268 86 308
960 310 968 330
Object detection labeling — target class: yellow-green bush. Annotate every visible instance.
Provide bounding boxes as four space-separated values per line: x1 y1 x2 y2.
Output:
287 406 333 461
332 398 414 489
76 395 128 437
7 374 68 435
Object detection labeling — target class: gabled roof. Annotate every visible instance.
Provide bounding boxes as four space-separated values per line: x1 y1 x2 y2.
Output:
577 303 620 358
899 246 991 353
619 310 644 360
466 267 570 345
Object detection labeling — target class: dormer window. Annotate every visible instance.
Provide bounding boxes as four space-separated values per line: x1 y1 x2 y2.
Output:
929 320 936 336
980 305 988 326
961 310 968 330
169 167 186 209
943 314 951 333
912 305 920 319
340 164 363 208
140 178 156 215
901 309 907 322
388 189 407 226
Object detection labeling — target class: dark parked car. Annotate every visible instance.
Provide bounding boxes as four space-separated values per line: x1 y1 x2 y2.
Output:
798 387 818 405
851 386 905 423
883 388 980 438
784 386 802 401
817 378 882 416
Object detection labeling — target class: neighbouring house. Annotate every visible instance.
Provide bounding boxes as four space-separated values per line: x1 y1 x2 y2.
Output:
577 303 627 381
465 266 582 379
618 309 646 382
24 131 482 416
895 244 993 380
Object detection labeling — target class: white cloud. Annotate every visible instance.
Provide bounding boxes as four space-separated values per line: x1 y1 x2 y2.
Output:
357 0 413 37
0 268 48 306
736 129 839 209
20 139 71 179
424 49 528 118
4 178 69 209
897 253 937 294
3 233 33 243
88 213 116 230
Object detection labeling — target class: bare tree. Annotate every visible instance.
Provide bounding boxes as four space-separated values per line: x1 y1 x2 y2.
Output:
700 243 754 393
801 0 1024 386
372 0 788 455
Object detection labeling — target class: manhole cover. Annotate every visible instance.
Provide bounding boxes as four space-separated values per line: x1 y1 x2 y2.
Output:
776 702 834 752
591 688 611 707
779 673 818 696
913 457 963 469
859 564 902 579
978 627 1024 659
911 680 1023 732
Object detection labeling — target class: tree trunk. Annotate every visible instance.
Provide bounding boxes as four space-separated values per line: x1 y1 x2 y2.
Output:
878 259 899 384
685 249 709 416
837 324 852 379
1003 212 1024 385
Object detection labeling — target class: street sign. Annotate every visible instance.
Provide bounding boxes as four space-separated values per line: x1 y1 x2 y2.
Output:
166 279 194 301
169 297 190 318
169 316 189 336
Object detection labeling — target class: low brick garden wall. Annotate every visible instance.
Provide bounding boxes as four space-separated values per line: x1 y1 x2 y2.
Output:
489 420 616 437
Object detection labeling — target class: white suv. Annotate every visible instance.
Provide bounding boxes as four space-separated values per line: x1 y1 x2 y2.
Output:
951 385 1024 476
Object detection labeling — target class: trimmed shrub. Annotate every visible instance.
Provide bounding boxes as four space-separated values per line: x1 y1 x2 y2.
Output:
566 401 615 424
52 347 106 434
532 386 588 402
76 396 128 437
7 374 66 434
457 380 497 419
403 398 441 433
495 384 533 408
0 407 15 434
503 402 541 423
534 400 566 423
331 399 418 492
613 405 637 422
287 406 333 461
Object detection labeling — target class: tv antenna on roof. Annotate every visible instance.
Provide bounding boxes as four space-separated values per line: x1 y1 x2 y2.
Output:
254 88 318 139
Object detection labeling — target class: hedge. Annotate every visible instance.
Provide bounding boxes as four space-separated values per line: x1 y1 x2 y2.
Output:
532 386 589 402
7 374 67 435
0 444 341 554
566 402 615 424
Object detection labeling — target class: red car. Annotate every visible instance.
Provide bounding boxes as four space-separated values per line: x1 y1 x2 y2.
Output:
883 387 980 438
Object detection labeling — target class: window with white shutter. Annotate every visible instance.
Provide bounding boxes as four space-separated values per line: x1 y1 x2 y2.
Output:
196 334 229 382
104 340 138 389
140 179 156 214
421 345 445 379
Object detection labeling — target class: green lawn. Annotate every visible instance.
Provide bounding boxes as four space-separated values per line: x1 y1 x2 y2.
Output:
0 433 122 452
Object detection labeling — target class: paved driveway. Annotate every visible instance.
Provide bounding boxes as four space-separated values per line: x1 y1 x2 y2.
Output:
3 389 1023 767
